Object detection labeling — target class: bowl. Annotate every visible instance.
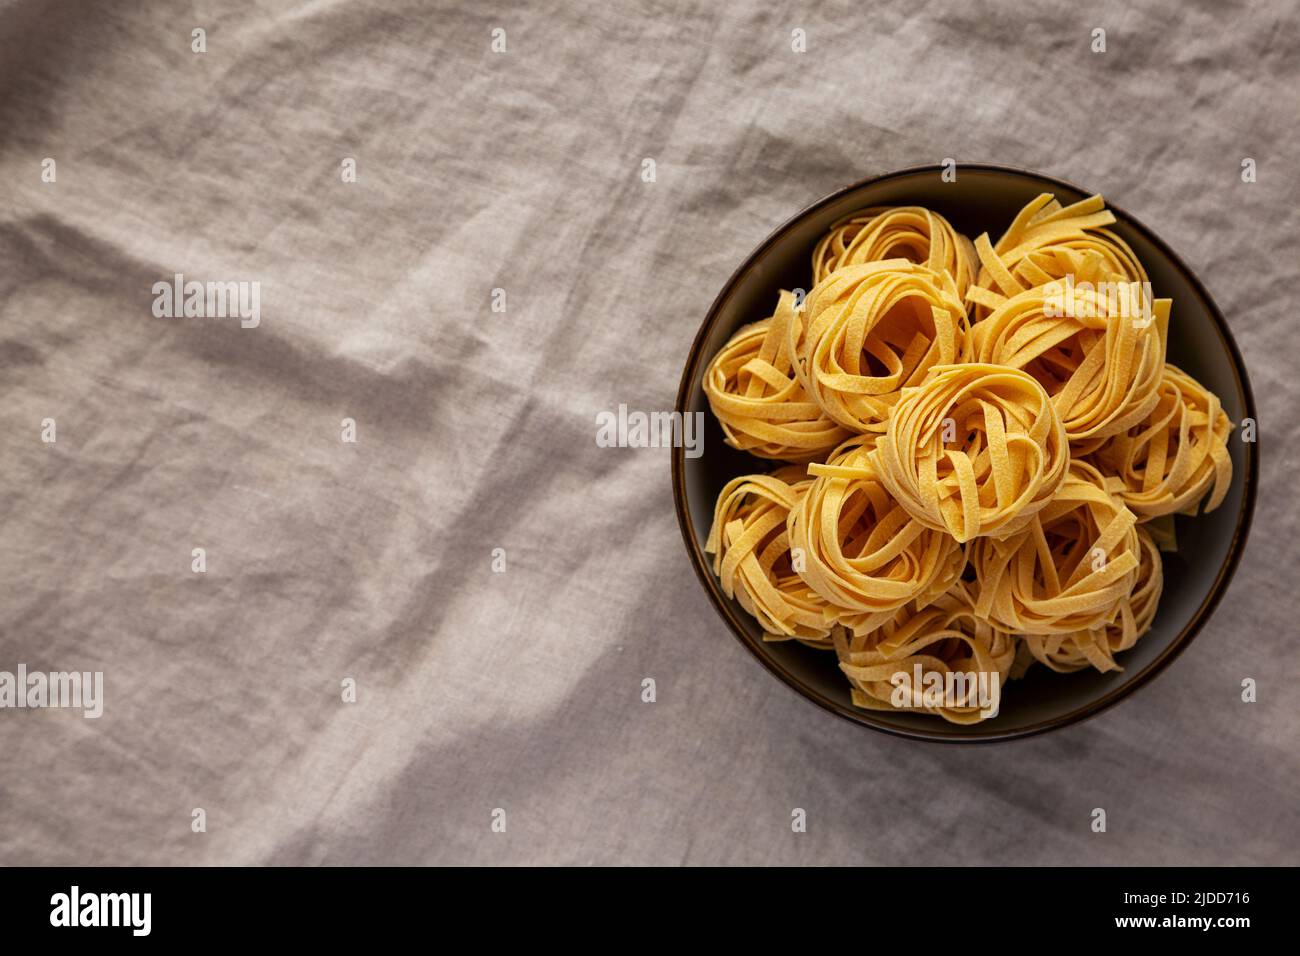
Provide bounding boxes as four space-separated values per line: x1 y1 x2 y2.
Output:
672 163 1258 742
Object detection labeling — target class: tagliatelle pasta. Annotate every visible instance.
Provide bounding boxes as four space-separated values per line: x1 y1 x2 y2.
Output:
793 259 969 433
700 193 1239 724
969 258 1169 446
1091 363 1234 519
705 467 836 647
872 363 1070 543
966 193 1147 319
788 436 964 635
1022 525 1163 673
812 206 979 296
971 461 1140 635
833 581 1015 724
704 290 853 461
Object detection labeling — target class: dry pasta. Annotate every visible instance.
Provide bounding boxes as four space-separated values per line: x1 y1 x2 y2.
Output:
812 206 979 297
700 193 1237 723
1022 525 1163 673
787 435 964 636
966 193 1147 319
704 290 853 461
793 259 969 433
970 461 1140 636
969 257 1168 446
1090 363 1234 519
872 363 1069 543
704 466 836 647
833 582 1015 725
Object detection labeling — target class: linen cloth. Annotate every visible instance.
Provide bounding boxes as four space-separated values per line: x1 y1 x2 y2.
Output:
1 0 1297 865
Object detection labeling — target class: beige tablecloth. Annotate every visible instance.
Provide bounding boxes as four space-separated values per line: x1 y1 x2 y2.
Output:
1 0 1297 865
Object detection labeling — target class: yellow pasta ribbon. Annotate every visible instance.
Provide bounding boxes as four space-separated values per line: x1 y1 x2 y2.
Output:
969 258 1169 445
704 466 836 646
832 582 1015 725
971 461 1140 635
812 206 979 297
1090 363 1234 519
872 363 1069 543
704 290 853 461
789 437 963 636
793 259 970 433
1022 525 1163 673
966 193 1147 319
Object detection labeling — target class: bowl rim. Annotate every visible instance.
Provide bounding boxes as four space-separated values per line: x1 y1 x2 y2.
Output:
671 162 1259 743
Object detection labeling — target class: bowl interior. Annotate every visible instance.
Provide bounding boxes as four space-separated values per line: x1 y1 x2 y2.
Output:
675 165 1256 741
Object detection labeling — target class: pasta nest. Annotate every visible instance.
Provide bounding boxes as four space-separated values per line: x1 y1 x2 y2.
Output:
811 205 979 297
792 259 970 433
1021 525 1163 673
787 436 964 636
872 363 1069 543
965 192 1147 320
703 289 852 461
970 461 1141 636
832 581 1016 725
704 466 835 646
969 259 1168 446
1089 363 1234 520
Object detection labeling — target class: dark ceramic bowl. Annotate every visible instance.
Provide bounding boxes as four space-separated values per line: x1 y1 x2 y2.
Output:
672 164 1257 742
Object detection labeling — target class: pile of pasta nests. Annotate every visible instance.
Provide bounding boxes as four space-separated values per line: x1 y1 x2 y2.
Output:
703 193 1234 724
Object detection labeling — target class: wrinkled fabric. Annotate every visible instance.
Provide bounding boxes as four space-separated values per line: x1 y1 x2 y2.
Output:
1 0 1297 866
